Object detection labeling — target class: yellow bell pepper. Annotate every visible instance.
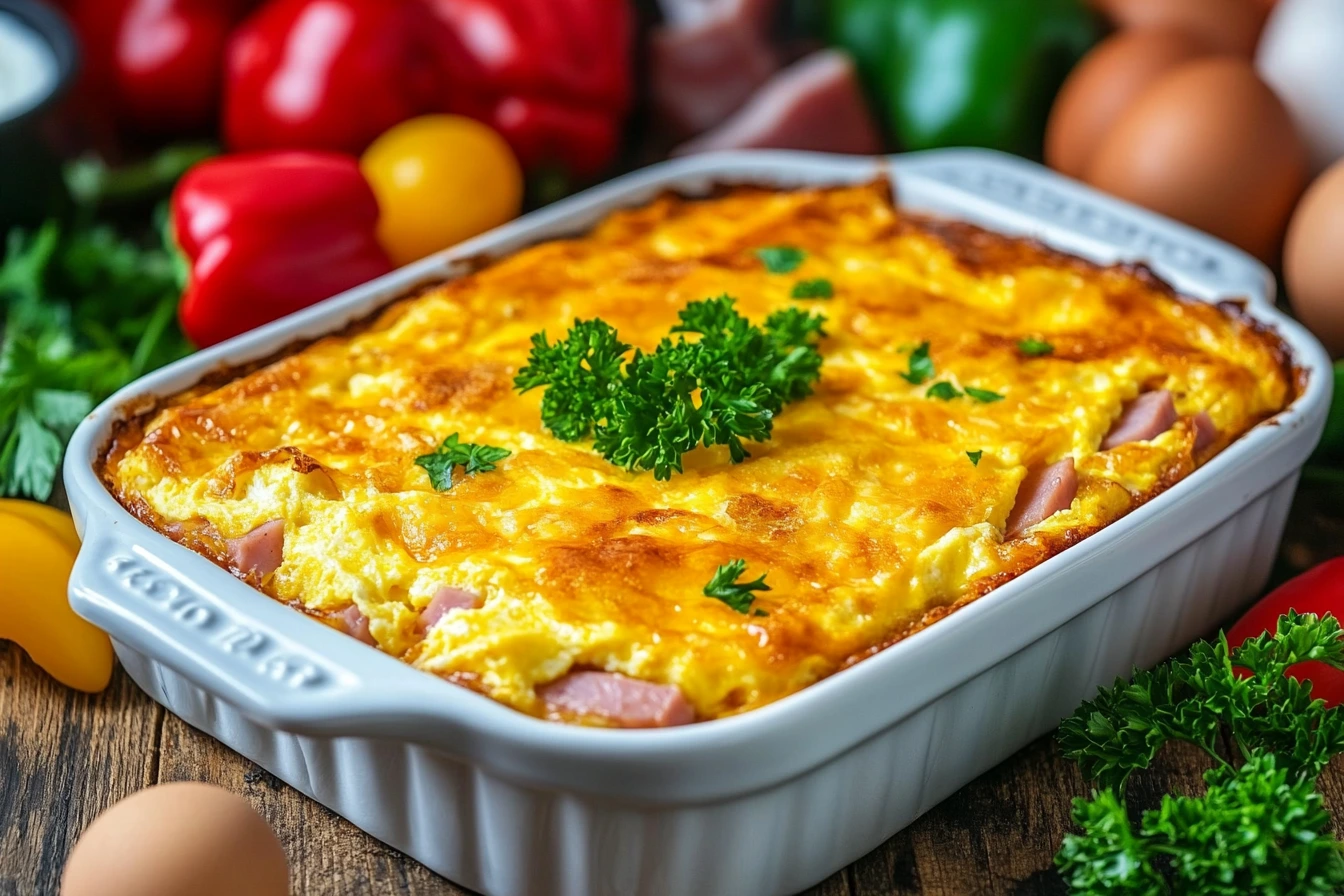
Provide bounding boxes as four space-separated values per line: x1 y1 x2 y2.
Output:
0 503 113 692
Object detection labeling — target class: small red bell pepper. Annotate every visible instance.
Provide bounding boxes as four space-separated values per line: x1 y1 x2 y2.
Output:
423 0 634 178
171 151 393 347
70 0 258 136
223 0 451 155
1227 557 1344 707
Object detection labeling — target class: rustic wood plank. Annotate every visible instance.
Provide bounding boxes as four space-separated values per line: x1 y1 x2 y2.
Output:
0 644 162 896
155 710 471 895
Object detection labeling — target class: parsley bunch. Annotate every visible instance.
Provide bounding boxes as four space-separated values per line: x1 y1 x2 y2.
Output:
515 296 826 480
0 216 192 499
1055 612 1344 894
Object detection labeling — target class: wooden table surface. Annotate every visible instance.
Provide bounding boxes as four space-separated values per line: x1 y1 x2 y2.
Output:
2 478 1340 896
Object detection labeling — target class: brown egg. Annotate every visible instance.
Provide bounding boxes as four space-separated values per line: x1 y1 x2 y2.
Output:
1085 57 1307 262
1285 160 1344 357
60 783 289 896
1091 0 1267 56
1046 28 1211 179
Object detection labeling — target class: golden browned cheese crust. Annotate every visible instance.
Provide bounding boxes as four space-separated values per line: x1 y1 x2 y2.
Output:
101 182 1295 724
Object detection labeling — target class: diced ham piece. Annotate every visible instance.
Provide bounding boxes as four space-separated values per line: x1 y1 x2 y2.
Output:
417 586 481 633
673 50 883 156
338 605 375 646
1101 390 1179 450
225 520 285 581
650 10 779 137
657 0 777 29
1005 458 1078 538
538 671 695 728
1192 412 1219 453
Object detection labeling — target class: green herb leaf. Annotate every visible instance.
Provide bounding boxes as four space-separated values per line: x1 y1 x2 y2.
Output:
900 340 934 385
926 382 962 401
1059 611 1344 793
965 387 1003 403
517 296 825 480
790 278 833 300
1018 337 1054 357
1058 754 1344 895
756 246 805 274
703 559 771 614
415 433 511 491
967 450 982 466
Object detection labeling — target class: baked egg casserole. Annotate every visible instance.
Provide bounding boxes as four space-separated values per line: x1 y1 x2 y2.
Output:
101 181 1296 727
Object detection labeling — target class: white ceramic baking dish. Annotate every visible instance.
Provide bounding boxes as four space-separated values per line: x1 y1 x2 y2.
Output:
63 149 1333 896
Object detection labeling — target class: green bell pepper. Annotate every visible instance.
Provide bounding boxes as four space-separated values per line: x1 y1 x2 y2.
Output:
828 0 1101 158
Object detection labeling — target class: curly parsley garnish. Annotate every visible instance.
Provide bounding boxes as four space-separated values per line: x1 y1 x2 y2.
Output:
791 278 833 300
515 296 825 480
756 246 806 274
415 434 511 491
900 340 934 385
1018 337 1054 357
926 381 961 401
965 386 1004 403
1054 612 1344 893
703 559 771 614
966 450 982 466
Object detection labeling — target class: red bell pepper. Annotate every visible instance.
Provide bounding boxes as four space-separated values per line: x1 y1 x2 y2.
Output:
222 0 452 156
70 0 258 136
1227 557 1344 707
172 151 393 347
423 0 634 178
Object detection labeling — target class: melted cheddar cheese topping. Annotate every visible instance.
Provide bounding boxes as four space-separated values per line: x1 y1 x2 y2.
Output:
102 182 1295 724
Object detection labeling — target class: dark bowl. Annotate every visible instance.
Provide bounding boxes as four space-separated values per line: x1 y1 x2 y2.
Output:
0 0 79 233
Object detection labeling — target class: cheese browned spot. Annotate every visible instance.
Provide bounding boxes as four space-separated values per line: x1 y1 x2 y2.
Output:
100 182 1296 725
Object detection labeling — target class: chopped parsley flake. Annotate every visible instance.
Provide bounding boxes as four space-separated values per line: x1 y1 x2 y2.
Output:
967 450 983 466
415 434 511 491
1018 337 1054 357
926 381 962 401
703 559 771 614
790 278 833 300
900 340 934 385
965 387 1004 403
756 246 806 274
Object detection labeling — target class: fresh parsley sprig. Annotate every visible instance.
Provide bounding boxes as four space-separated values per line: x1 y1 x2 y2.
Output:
756 246 805 274
901 340 934 385
1018 337 1054 357
1058 753 1344 895
703 559 770 615
1055 612 1344 894
0 215 193 500
515 296 826 480
791 278 833 300
415 434 511 491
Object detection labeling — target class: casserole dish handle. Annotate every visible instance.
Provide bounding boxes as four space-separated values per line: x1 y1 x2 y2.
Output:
68 533 454 737
894 148 1275 308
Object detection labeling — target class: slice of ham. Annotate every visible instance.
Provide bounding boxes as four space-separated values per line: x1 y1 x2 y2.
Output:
1192 412 1219 453
673 50 883 156
538 671 695 728
1005 458 1078 538
650 10 779 137
417 586 481 633
225 519 285 581
1101 390 1179 450
338 605 375 646
657 0 777 29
